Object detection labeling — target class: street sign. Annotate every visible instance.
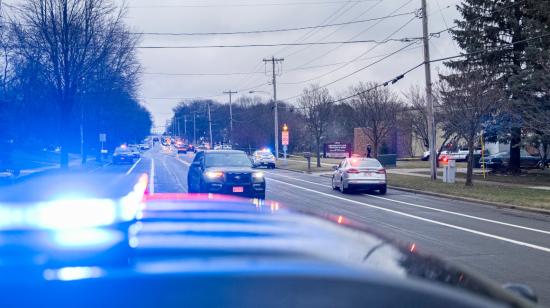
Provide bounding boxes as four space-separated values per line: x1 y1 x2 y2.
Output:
282 131 289 146
99 133 107 143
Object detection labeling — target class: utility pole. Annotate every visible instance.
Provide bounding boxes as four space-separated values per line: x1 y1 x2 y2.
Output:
223 90 237 143
263 56 284 159
193 112 197 145
421 0 437 181
207 102 213 147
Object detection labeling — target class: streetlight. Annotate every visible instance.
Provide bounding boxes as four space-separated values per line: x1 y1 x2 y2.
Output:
249 90 279 158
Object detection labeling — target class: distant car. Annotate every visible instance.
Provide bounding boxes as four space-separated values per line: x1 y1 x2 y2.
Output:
128 145 141 159
449 150 469 162
331 157 387 194
479 150 540 170
113 147 134 164
188 144 196 153
176 143 189 154
222 144 233 150
187 150 266 199
251 149 276 169
139 143 150 151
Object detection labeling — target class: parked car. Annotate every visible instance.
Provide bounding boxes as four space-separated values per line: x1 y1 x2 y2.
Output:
479 150 540 170
251 149 276 169
112 146 135 164
421 150 450 162
139 143 150 151
331 157 387 194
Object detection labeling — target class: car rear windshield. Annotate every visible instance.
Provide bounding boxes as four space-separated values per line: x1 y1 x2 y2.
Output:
205 153 252 167
349 159 382 168
115 148 131 154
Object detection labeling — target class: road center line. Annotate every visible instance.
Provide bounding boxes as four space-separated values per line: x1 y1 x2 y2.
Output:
267 177 550 253
266 172 550 236
149 158 155 195
126 158 142 175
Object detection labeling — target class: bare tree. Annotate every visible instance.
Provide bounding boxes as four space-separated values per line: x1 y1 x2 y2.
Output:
403 86 429 152
439 66 500 186
298 84 333 167
346 82 402 158
11 0 129 168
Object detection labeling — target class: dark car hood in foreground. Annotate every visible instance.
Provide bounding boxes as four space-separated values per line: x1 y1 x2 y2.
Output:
0 193 534 307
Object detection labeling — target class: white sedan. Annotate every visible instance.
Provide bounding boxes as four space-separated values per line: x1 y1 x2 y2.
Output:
251 150 276 169
331 157 387 194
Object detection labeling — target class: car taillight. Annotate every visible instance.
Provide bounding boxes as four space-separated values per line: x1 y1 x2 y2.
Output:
347 168 360 174
377 168 386 174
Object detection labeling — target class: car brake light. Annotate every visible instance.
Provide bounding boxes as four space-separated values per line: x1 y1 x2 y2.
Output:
347 168 360 174
377 168 386 174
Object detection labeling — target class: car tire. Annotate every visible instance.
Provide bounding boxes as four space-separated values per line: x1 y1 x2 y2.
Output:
379 186 387 195
331 176 338 190
340 178 349 194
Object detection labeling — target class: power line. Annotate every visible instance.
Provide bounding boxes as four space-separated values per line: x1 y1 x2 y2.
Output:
135 11 415 36
129 0 379 9
280 0 386 59
143 71 265 77
279 15 419 86
141 46 423 78
286 32 550 105
428 0 527 37
287 0 415 70
136 38 420 49
228 0 365 91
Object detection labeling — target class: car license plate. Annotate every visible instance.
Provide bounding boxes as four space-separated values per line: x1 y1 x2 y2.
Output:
363 172 372 176
233 186 244 193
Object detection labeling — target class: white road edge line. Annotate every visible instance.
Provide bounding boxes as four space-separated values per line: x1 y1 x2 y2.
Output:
268 177 550 253
126 158 142 175
265 172 550 236
149 158 155 195
175 155 191 166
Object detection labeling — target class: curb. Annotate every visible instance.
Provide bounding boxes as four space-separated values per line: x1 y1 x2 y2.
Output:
388 185 550 216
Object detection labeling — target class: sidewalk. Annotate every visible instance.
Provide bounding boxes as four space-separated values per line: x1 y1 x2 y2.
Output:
386 168 550 191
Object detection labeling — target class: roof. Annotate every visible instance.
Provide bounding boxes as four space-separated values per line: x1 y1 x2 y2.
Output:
0 188 532 307
205 150 246 154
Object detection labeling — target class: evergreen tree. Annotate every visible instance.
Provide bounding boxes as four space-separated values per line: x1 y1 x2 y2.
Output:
447 0 529 173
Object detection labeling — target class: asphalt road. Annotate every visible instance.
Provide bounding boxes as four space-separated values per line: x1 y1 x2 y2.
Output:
67 144 550 305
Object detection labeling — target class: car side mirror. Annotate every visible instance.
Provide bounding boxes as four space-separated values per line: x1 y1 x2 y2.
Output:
502 283 538 303
332 165 338 171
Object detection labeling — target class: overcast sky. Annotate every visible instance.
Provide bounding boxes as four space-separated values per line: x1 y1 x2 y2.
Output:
119 0 460 130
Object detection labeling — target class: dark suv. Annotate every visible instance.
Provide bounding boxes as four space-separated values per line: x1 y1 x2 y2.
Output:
187 150 266 199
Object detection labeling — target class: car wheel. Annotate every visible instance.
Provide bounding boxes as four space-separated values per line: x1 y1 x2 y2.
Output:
379 186 387 195
340 178 349 194
331 176 338 190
